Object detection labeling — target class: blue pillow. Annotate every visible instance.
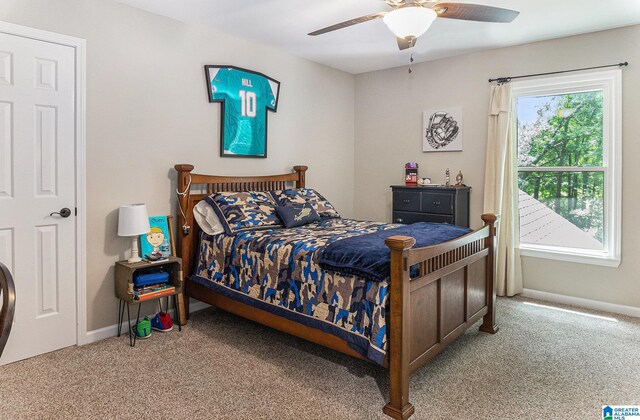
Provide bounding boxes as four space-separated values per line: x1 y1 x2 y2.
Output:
275 204 321 228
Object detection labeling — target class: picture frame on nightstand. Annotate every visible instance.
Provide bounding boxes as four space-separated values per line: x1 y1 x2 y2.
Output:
139 215 176 260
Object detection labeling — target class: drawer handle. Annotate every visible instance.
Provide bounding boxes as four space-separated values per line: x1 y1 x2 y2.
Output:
433 201 441 206
396 218 403 223
403 199 411 203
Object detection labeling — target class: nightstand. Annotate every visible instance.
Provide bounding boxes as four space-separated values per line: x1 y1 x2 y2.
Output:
390 185 471 228
115 256 184 346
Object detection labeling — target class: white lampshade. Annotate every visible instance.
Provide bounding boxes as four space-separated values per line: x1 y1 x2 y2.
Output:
117 204 150 237
383 6 437 39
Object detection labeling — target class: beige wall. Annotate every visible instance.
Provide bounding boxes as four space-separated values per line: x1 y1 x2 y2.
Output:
0 0 356 331
2 0 638 333
355 25 640 310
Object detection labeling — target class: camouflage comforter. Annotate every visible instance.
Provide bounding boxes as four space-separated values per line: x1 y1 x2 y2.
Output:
192 218 399 365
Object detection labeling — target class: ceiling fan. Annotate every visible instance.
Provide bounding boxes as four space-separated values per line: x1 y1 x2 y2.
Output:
308 0 520 50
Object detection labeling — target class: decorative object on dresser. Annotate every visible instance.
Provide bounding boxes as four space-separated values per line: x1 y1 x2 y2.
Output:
117 204 151 263
205 65 280 158
455 170 465 187
175 164 497 420
404 162 418 186
391 185 471 228
423 107 463 152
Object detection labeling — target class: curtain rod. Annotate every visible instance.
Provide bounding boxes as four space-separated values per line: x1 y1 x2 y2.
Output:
488 62 628 84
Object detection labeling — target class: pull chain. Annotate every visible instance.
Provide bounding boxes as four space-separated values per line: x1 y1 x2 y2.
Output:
408 54 414 74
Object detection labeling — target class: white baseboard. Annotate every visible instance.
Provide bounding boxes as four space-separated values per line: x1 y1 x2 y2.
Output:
83 300 211 345
522 288 640 318
84 323 120 344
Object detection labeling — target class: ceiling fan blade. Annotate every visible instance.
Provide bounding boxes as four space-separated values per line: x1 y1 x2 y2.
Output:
397 36 417 50
433 3 519 23
308 12 386 36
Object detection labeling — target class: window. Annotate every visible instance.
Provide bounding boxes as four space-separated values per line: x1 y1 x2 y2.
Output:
512 70 621 266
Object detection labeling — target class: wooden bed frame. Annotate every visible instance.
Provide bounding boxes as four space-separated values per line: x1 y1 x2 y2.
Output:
174 164 498 420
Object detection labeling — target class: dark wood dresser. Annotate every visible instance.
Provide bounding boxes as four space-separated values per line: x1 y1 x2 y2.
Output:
391 185 471 228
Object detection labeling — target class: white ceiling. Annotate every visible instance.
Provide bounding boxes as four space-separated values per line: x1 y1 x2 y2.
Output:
113 0 640 74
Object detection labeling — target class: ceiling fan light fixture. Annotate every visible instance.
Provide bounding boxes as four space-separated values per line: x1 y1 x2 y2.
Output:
382 6 437 39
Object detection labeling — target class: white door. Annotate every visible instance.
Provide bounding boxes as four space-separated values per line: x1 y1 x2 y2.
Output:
0 32 77 364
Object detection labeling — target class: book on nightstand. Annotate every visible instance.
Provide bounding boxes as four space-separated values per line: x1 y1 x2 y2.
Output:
133 283 175 301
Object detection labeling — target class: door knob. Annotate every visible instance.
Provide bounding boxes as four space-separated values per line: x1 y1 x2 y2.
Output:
50 208 72 218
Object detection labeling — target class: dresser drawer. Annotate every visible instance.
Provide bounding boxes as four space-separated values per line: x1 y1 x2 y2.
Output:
420 192 454 215
393 211 454 225
393 191 421 212
391 185 470 228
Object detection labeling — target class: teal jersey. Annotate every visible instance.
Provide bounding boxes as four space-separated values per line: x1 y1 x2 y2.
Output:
208 67 279 157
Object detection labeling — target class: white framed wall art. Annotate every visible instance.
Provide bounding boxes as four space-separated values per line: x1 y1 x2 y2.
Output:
423 107 463 152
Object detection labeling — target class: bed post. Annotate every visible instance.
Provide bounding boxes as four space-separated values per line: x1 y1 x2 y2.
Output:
479 213 499 334
384 235 417 420
174 164 195 325
293 165 308 188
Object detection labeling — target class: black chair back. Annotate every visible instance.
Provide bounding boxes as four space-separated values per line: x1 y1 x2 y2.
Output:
0 262 16 358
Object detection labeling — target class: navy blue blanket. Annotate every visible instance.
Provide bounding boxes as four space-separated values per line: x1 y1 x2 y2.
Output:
318 222 472 282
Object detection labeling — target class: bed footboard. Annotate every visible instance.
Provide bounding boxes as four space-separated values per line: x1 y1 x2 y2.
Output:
383 214 498 419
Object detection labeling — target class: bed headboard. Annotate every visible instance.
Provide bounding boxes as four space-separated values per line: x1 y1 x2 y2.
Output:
174 164 308 280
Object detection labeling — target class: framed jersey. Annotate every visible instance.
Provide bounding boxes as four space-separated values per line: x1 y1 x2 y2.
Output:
205 65 281 158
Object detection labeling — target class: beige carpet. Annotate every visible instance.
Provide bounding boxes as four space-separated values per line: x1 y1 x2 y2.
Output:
0 296 638 419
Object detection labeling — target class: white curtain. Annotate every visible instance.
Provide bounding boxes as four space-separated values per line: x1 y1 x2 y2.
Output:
483 84 523 297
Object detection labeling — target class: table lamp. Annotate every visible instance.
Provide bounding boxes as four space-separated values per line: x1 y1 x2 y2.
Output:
117 204 150 263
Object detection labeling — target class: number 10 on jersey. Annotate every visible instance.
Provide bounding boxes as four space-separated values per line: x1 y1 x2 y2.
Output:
239 90 257 118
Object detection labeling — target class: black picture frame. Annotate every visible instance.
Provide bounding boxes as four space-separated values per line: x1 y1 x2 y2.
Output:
204 65 281 158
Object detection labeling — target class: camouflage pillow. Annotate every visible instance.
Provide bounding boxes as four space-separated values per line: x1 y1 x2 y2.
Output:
205 191 282 235
270 188 341 219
